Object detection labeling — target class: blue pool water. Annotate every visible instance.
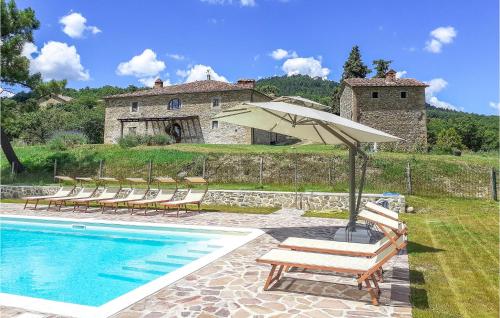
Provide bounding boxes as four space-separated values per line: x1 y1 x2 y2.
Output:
0 217 235 307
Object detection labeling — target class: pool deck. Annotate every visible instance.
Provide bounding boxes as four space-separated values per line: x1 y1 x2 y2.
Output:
1 203 411 318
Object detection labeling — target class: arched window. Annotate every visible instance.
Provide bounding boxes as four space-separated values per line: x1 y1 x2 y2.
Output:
168 98 182 110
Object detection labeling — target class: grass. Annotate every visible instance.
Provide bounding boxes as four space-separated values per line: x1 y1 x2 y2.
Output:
302 209 349 219
0 198 278 214
400 196 499 317
300 196 499 317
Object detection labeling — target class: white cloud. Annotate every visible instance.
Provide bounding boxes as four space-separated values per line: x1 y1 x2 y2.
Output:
59 12 101 38
270 48 297 60
424 26 457 53
21 42 38 58
139 77 171 88
240 0 256 6
282 57 330 79
425 39 443 53
425 78 459 110
116 49 166 78
28 41 90 81
430 26 457 44
167 53 185 61
489 102 500 112
395 70 407 78
177 64 228 83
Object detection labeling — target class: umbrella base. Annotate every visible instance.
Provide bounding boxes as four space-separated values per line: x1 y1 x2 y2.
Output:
333 225 372 243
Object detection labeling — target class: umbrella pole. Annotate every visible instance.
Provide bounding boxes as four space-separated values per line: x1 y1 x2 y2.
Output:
347 145 357 230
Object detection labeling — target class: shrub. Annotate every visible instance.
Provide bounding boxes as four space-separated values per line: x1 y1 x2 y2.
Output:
118 134 173 148
434 128 464 154
47 131 88 151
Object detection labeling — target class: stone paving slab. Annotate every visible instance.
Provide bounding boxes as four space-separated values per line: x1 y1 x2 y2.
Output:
0 203 411 318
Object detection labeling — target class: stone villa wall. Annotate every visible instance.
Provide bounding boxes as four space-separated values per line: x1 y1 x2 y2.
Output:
0 185 405 213
104 89 271 144
340 85 427 152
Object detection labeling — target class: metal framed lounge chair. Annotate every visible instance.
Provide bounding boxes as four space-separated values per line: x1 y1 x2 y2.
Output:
159 177 208 217
365 202 400 221
70 177 122 212
23 176 76 210
257 235 407 305
47 177 97 211
129 177 178 215
99 178 149 213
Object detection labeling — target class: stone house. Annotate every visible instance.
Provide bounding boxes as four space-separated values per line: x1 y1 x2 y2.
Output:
103 78 289 145
38 93 73 108
339 70 428 151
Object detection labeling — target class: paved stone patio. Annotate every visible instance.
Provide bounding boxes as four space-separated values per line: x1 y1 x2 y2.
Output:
1 203 411 318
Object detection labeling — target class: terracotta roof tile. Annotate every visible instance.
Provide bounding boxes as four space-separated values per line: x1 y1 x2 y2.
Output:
104 80 251 99
344 77 427 87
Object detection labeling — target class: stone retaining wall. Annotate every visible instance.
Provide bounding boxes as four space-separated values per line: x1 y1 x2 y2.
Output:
1 185 406 212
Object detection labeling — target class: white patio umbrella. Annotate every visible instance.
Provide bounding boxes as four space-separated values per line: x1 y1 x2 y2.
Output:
213 100 401 229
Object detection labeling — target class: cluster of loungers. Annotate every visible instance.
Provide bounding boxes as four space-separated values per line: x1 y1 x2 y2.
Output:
257 202 407 306
23 175 208 216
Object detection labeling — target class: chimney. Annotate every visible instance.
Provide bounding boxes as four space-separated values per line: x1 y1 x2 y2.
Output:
236 79 256 89
154 78 163 88
206 69 211 81
385 69 397 82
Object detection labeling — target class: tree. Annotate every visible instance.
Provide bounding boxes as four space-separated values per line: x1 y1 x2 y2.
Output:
0 0 64 172
256 84 280 97
332 46 371 113
435 128 464 154
341 46 371 80
372 59 392 78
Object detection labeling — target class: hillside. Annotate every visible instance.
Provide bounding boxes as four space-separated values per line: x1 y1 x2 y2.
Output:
256 75 338 106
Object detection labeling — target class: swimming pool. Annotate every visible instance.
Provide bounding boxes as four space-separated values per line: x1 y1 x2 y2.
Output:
0 215 263 318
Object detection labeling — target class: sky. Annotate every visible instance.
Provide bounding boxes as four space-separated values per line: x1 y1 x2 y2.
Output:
13 0 500 115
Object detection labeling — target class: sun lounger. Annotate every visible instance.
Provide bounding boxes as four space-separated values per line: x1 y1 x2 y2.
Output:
257 235 407 305
357 210 407 239
159 177 208 217
279 227 400 257
47 180 97 211
71 186 122 212
99 178 149 213
365 202 399 221
23 176 76 209
129 177 178 215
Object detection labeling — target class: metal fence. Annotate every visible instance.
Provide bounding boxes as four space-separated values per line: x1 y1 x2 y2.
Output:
6 154 499 200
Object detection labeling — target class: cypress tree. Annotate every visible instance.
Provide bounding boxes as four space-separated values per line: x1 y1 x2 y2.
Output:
341 46 371 80
372 59 393 78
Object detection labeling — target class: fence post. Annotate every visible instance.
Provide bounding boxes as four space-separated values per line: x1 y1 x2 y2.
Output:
202 157 206 179
147 160 153 183
98 159 103 178
53 159 58 182
406 162 412 195
11 161 16 181
259 157 263 185
491 167 497 201
328 159 332 184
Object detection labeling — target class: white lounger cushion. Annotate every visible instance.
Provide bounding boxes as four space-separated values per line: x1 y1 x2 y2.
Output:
259 249 374 272
73 187 121 202
162 190 205 205
365 202 399 220
131 190 175 204
23 186 73 200
54 188 94 201
358 210 406 232
281 236 388 254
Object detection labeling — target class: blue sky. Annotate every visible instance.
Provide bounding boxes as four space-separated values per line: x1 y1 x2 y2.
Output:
15 0 500 115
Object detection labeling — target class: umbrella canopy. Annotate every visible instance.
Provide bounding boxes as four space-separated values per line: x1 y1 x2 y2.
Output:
213 101 401 146
213 101 401 230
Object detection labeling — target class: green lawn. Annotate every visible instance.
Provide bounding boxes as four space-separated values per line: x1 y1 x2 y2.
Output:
304 196 499 317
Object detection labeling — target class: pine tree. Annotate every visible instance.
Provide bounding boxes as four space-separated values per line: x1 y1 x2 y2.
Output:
372 59 393 78
341 46 371 80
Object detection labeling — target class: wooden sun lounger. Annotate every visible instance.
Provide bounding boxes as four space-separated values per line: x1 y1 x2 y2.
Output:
70 186 122 212
357 210 407 237
160 177 208 217
47 186 97 211
128 177 178 215
257 235 407 305
279 227 400 257
23 176 76 209
365 202 399 221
